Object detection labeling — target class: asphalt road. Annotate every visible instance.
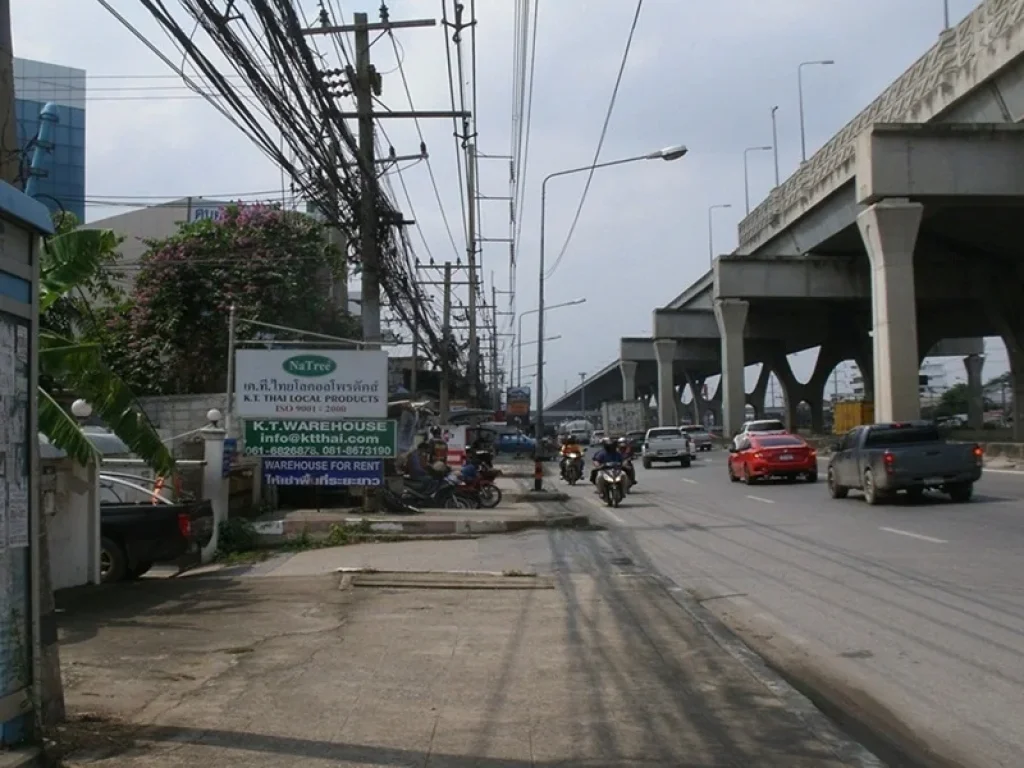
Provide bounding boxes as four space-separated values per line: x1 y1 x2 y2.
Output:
566 451 1024 768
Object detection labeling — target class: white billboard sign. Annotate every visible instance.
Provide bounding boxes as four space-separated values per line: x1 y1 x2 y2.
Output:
234 349 388 419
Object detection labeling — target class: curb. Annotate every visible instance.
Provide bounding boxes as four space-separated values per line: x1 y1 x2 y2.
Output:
253 512 590 543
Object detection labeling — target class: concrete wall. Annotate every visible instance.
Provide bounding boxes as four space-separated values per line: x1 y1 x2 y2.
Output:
137 393 236 457
42 457 100 591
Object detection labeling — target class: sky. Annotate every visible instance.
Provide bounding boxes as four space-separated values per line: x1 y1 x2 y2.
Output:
10 0 1010 407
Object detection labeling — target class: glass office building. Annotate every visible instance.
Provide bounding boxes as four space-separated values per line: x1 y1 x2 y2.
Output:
13 57 86 221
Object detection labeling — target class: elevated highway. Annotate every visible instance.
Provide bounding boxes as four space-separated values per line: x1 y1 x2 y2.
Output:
548 0 1024 440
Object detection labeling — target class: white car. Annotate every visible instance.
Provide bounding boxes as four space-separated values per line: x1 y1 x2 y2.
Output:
738 419 787 436
641 427 692 468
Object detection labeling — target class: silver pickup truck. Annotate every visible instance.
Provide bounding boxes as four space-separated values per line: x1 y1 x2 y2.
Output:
827 421 983 504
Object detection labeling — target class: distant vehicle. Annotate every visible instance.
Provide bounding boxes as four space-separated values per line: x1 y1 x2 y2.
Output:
728 433 817 484
99 475 214 584
641 427 692 469
495 432 536 454
680 425 713 452
625 430 646 452
591 430 607 444
739 419 787 436
827 421 983 504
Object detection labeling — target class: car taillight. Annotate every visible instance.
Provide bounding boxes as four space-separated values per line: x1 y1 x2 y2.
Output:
177 512 191 538
883 451 895 472
972 444 983 458
753 452 763 459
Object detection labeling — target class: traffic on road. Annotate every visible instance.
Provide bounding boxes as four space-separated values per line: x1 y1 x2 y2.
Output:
555 427 1024 767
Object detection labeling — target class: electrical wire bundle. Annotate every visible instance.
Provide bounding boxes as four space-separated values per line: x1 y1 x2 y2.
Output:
127 0 452 370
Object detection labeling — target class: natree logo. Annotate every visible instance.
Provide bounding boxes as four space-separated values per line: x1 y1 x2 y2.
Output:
283 354 338 377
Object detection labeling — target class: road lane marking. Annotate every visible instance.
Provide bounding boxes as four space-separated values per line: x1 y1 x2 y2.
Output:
746 495 775 504
984 468 1024 475
879 526 947 544
681 477 699 485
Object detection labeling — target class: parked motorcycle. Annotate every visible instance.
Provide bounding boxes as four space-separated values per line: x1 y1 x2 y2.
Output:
596 463 628 507
402 473 480 509
561 452 583 485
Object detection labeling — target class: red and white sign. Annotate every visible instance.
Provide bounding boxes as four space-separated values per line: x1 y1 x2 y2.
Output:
438 425 467 466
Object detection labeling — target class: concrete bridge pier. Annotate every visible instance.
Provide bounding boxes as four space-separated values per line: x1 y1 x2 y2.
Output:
620 360 638 401
746 364 772 419
856 199 924 423
964 354 985 431
714 298 749 436
689 375 722 428
653 338 677 426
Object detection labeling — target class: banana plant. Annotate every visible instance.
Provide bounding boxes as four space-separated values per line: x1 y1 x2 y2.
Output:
38 228 175 476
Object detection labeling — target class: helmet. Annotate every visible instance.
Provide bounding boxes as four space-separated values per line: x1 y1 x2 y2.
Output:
430 426 442 439
617 437 627 445
601 437 614 448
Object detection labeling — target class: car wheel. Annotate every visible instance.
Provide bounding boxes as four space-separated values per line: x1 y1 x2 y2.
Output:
642 458 651 470
863 469 881 505
100 536 128 584
680 458 691 468
727 463 739 483
742 464 755 484
806 471 818 483
827 467 847 498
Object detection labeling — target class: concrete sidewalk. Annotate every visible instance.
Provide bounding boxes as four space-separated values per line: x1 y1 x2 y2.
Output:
55 532 872 767
248 475 573 543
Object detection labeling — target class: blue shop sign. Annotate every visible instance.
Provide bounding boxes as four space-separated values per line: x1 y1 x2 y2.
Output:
262 457 384 487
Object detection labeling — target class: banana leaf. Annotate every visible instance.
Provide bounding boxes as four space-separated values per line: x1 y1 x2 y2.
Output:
38 387 101 466
38 337 175 476
40 229 120 313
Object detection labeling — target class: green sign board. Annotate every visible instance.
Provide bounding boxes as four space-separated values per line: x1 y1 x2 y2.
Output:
243 419 397 458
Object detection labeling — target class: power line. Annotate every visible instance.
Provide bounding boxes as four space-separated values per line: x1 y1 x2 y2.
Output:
511 0 539 258
387 28 461 260
545 0 644 280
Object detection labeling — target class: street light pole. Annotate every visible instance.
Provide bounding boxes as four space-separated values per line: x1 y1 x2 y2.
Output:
943 0 950 30
579 372 587 421
743 146 772 214
798 59 834 162
707 203 732 268
516 298 586 387
770 106 780 187
536 144 688 442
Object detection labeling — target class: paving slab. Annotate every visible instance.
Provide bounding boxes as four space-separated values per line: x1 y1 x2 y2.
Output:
54 532 874 767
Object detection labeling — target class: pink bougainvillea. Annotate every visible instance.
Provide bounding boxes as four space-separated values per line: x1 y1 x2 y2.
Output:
111 205 359 395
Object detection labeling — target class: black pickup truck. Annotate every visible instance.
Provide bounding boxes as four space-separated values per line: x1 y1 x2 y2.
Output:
827 421 983 504
100 476 214 583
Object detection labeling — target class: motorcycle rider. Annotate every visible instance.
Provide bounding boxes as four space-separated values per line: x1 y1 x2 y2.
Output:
617 437 637 487
560 433 583 479
590 437 623 485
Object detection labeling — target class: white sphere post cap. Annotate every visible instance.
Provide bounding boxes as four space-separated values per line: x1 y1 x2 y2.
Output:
71 399 92 419
207 408 223 424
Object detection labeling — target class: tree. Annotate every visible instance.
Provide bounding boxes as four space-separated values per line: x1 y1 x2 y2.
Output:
113 205 359 395
38 226 175 475
936 383 969 417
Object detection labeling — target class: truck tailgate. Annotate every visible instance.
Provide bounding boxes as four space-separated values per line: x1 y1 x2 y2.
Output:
889 443 977 480
187 500 215 547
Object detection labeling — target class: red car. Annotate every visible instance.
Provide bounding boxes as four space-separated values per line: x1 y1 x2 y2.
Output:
728 433 817 484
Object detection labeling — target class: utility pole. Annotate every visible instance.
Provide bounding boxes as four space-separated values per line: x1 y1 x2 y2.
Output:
303 9 469 348
415 261 473 421
465 141 479 400
352 13 381 347
0 0 19 185
324 143 348 313
410 315 418 397
579 372 587 421
440 262 453 423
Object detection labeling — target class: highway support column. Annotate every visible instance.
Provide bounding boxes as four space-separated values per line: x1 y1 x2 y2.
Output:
620 360 638 402
964 353 985 431
856 199 923 423
653 339 677 427
714 298 749 437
